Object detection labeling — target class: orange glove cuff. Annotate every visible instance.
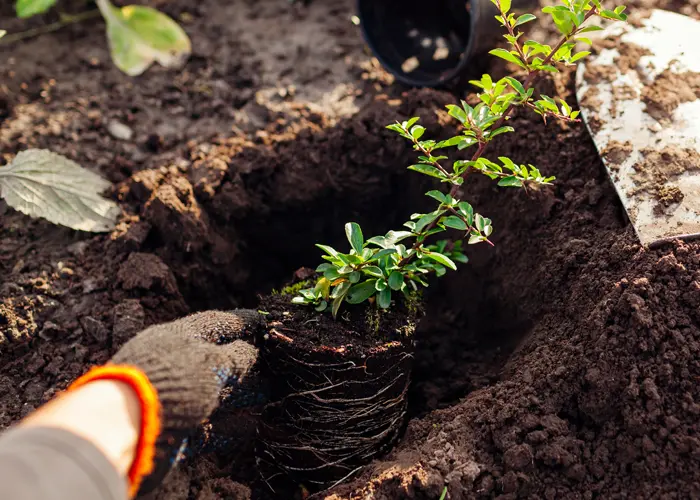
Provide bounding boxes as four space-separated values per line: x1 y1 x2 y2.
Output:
69 365 161 498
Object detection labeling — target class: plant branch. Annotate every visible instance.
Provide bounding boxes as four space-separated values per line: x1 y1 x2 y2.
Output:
0 10 101 45
398 7 599 265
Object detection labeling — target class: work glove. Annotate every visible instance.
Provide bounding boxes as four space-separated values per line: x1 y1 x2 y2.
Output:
69 310 264 498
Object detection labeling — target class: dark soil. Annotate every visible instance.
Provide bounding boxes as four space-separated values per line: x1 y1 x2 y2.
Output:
1 1 700 499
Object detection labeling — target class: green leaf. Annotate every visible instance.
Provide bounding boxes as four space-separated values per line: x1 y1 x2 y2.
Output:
426 190 448 204
434 136 465 149
15 0 56 18
452 253 469 264
349 271 362 284
368 248 397 261
316 244 339 257
314 277 331 299
569 51 591 64
316 263 333 273
404 117 420 129
0 30 5 39
489 48 526 69
363 266 384 278
96 0 191 76
345 222 364 253
331 281 351 299
376 279 388 291
442 216 468 230
578 25 603 33
424 251 458 271
388 271 404 291
498 176 523 187
377 287 392 309
332 294 346 318
499 0 511 13
475 214 486 232
291 296 308 305
504 76 526 96
489 126 514 139
410 125 426 140
315 300 328 312
0 149 119 232
408 164 447 180
514 13 536 26
346 280 378 304
446 104 468 124
324 267 341 281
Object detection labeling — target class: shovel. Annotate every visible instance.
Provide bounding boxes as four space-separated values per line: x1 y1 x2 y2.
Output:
575 9 700 248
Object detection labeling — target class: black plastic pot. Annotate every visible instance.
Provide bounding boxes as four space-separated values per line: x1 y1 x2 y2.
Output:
357 0 536 87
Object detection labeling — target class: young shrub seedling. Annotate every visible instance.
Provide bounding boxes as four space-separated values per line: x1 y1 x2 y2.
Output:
295 0 627 317
11 0 191 76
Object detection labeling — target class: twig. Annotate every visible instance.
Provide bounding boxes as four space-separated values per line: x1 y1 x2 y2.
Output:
0 10 101 45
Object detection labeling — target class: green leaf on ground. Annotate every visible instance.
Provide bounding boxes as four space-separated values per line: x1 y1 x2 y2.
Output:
96 0 191 76
15 0 56 18
0 149 119 232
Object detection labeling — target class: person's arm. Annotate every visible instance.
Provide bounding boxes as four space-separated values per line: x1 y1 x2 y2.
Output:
0 310 262 500
20 379 142 475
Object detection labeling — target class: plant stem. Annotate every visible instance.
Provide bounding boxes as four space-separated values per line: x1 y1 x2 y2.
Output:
400 8 599 265
0 10 101 45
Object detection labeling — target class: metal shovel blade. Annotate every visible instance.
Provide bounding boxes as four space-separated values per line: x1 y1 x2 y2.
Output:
575 9 700 247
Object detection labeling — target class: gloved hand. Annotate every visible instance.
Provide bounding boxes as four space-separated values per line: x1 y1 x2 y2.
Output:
69 310 263 497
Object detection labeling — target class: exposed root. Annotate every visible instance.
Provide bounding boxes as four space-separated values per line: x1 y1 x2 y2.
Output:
256 341 413 492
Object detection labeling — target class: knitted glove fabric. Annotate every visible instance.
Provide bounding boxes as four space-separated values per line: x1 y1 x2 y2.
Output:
70 310 263 497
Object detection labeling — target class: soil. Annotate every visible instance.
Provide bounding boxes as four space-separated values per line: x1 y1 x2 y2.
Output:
631 146 700 210
641 70 700 123
1 1 700 500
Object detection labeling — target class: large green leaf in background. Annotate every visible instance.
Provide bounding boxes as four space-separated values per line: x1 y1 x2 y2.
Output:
0 149 119 232
96 0 191 76
15 0 56 18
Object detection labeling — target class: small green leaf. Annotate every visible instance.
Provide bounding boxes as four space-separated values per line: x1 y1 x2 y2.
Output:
475 214 486 232
410 125 426 140
408 164 447 180
446 104 468 124
504 76 526 96
498 176 523 187
442 216 468 230
489 48 526 69
349 271 362 283
291 296 307 305
332 294 346 318
316 263 333 273
514 13 536 27
315 300 328 312
15 0 56 18
368 248 397 261
434 136 465 149
569 51 591 64
346 280 378 304
426 190 447 204
97 0 192 76
578 25 603 33
388 271 404 291
345 222 364 253
424 251 457 271
499 0 512 13
376 279 388 291
378 287 392 309
316 244 339 257
363 266 384 278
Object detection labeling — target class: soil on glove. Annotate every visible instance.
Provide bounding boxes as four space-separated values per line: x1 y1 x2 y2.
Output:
1 0 700 499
